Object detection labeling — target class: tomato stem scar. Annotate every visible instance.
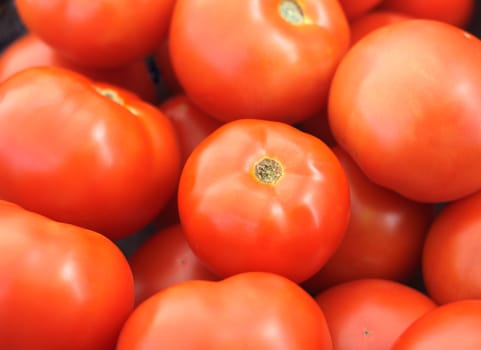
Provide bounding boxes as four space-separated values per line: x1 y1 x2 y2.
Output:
94 87 138 115
253 157 284 185
279 0 305 25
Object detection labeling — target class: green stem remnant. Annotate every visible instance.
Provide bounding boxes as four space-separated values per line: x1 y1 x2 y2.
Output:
253 157 284 185
279 0 305 25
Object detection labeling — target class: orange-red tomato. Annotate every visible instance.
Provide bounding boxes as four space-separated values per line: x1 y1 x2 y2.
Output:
302 147 434 294
380 0 475 28
0 200 134 350
117 272 333 349
168 0 350 124
392 300 481 349
159 94 223 165
178 119 350 283
129 224 219 306
349 10 412 46
15 0 177 68
423 190 481 304
315 279 436 350
338 0 384 20
0 66 181 240
329 20 481 202
0 33 159 104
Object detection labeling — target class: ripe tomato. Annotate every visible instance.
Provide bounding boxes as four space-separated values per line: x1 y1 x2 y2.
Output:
422 190 481 304
129 224 219 306
392 300 481 349
315 279 436 350
328 20 481 203
168 0 350 124
15 0 176 68
178 119 350 283
117 272 333 349
380 0 475 28
302 147 434 294
159 94 223 165
338 0 384 20
349 10 412 46
0 200 134 350
0 66 181 240
0 33 158 104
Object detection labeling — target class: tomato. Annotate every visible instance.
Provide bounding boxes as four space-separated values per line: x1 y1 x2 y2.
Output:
0 33 159 104
168 0 350 124
117 272 333 349
392 299 481 349
349 10 412 46
0 66 181 240
315 278 436 350
379 0 475 28
328 20 481 203
129 224 219 306
422 190 481 304
178 119 350 283
302 147 434 294
15 0 176 68
0 200 134 350
338 0 384 20
159 94 223 165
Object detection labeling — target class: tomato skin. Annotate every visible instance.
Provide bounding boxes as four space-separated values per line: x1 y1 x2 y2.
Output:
15 0 176 68
0 66 181 240
338 0 384 20
117 272 333 349
315 279 436 350
380 0 475 28
422 190 481 304
349 10 412 46
129 224 219 306
302 147 433 294
392 300 481 349
0 33 159 104
0 200 134 350
159 94 223 165
168 0 350 124
328 20 481 203
178 119 350 283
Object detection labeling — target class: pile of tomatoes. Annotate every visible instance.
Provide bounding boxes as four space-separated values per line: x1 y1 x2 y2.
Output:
1 0 481 349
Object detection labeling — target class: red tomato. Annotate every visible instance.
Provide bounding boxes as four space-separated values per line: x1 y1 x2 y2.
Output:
338 0 384 20
315 279 436 350
129 224 219 306
392 300 481 349
0 200 134 350
328 20 481 203
422 190 481 304
302 147 434 294
159 94 223 165
349 10 412 46
168 0 350 124
0 66 181 240
0 33 159 104
178 119 350 283
117 272 333 349
380 0 475 28
15 0 176 68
